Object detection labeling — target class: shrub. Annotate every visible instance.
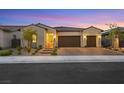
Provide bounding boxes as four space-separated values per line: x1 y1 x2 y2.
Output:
51 52 57 55
35 49 38 53
32 52 35 55
9 49 13 53
16 46 22 51
0 50 12 56
31 49 38 55
27 48 31 53
0 46 2 50
51 48 57 55
17 51 21 55
38 45 42 50
16 46 22 55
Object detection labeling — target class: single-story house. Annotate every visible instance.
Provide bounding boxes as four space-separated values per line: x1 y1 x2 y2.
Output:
0 23 103 49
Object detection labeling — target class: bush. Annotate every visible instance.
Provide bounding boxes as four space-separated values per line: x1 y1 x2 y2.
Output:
51 52 57 55
51 48 57 55
38 45 42 50
0 50 12 56
17 51 21 55
0 46 2 50
9 49 13 53
31 49 38 55
32 52 35 55
35 49 38 53
27 48 31 53
16 46 22 51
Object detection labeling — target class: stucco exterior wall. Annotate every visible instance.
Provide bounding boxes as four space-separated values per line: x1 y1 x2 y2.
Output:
0 30 4 48
0 30 21 48
58 31 81 36
10 31 21 39
82 27 102 47
3 32 11 48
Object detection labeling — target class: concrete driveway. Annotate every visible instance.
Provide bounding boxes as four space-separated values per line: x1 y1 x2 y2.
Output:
58 48 124 55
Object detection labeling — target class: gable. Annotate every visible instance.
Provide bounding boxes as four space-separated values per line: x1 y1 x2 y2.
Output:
22 25 46 32
83 26 102 35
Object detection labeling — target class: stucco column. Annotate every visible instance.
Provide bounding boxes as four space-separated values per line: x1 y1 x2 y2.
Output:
56 32 58 48
43 31 46 49
114 38 119 49
80 34 83 47
53 32 57 48
96 35 101 48
83 35 87 47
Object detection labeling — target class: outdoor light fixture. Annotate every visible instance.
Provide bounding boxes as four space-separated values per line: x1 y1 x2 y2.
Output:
53 35 56 39
83 35 86 39
98 35 101 38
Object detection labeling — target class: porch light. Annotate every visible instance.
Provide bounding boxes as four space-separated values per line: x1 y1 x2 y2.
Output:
83 35 86 39
53 35 56 39
98 35 101 38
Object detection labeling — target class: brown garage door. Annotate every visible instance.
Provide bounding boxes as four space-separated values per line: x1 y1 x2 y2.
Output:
87 36 96 47
58 36 80 47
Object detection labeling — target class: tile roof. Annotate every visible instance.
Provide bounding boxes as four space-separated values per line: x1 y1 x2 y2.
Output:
54 26 83 32
0 25 26 32
35 23 54 29
102 27 124 35
83 26 103 31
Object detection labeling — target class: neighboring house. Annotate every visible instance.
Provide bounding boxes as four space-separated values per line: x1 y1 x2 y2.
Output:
0 23 103 49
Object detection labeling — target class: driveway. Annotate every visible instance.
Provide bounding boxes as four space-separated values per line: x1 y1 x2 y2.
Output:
58 48 124 55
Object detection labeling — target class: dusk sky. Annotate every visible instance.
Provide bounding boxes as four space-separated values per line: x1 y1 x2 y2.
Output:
0 9 124 30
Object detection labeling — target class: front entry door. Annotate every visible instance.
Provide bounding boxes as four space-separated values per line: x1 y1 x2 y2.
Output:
46 32 54 48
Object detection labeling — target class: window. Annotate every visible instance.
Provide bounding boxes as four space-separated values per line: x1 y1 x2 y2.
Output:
32 34 37 43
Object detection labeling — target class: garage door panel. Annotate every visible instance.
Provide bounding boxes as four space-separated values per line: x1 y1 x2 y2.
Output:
87 36 96 47
58 36 80 47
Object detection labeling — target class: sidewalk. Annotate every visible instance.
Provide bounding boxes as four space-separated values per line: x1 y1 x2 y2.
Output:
0 56 124 63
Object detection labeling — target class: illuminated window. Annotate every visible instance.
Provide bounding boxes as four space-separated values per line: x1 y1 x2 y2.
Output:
32 34 37 43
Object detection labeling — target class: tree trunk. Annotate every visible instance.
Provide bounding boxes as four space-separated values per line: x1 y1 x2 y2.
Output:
27 40 32 53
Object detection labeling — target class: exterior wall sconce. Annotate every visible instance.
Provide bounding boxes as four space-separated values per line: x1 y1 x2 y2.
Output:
53 34 56 39
83 35 86 39
98 35 101 38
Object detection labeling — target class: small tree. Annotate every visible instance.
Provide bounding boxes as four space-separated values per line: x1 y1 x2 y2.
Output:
107 24 120 48
23 28 37 52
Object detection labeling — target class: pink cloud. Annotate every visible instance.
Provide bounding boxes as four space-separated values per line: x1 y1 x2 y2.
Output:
0 13 124 30
68 22 124 30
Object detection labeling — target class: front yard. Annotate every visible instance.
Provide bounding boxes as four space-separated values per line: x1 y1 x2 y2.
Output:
0 47 58 56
